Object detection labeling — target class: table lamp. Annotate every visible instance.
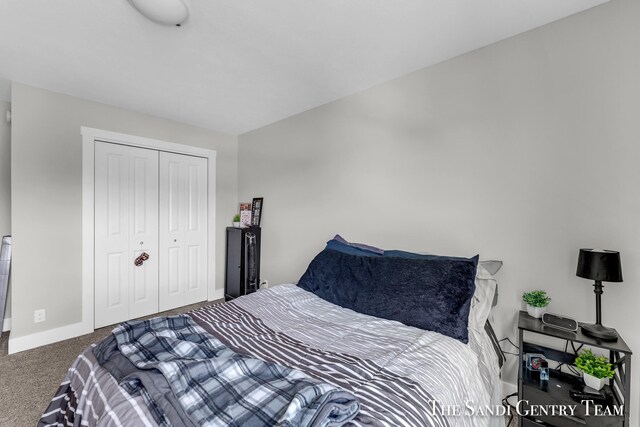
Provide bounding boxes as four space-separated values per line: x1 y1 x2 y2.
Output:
576 249 622 341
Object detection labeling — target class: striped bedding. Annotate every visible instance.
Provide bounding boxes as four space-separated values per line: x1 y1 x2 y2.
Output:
40 284 502 427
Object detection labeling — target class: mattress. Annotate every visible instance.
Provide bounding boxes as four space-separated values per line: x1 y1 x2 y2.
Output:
40 284 502 427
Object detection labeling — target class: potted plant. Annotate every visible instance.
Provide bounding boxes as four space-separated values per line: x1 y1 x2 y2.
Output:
522 290 551 318
232 214 241 228
574 349 615 390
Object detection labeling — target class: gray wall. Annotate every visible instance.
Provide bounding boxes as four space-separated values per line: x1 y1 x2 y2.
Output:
0 101 10 325
239 0 640 422
10 83 237 339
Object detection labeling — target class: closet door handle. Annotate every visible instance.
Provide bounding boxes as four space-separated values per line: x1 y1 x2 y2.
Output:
134 252 150 266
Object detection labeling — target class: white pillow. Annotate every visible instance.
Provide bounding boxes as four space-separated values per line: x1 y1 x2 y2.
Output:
479 260 503 276
468 261 502 332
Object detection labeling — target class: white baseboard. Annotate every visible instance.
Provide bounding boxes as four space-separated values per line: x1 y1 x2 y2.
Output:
208 288 224 301
7 293 224 354
6 290 225 355
8 321 92 355
2 317 10 332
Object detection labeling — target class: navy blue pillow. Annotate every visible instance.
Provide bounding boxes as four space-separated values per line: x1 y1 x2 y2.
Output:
298 249 478 343
326 238 470 262
383 249 469 262
325 239 383 257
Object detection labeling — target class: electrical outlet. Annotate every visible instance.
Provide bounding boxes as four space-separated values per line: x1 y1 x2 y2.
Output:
34 309 46 323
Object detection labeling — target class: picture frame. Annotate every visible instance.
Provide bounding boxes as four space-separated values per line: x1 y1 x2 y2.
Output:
239 202 252 227
251 197 263 226
526 353 546 371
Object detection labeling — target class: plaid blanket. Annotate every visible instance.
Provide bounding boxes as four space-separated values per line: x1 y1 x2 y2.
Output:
112 315 360 427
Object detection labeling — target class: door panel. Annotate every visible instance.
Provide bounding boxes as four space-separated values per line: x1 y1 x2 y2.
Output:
106 153 124 236
183 156 207 305
95 142 159 328
188 245 199 290
168 161 180 233
188 165 199 231
160 157 185 309
168 246 180 294
106 253 125 308
132 157 149 234
128 150 159 319
96 145 129 327
159 152 208 311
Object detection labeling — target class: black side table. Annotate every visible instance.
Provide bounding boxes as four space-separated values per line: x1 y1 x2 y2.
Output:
517 310 632 426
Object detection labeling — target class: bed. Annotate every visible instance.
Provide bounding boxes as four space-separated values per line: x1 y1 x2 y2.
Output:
40 238 504 427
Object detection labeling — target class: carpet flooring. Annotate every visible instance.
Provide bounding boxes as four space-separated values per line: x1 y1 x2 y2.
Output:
0 300 217 427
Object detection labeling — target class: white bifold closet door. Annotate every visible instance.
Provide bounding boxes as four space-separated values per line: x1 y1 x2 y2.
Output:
94 142 159 328
94 144 208 328
159 152 208 312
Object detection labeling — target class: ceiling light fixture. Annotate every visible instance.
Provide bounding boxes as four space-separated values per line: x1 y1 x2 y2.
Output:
128 0 189 26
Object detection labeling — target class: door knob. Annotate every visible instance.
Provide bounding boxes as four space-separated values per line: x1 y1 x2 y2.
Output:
134 252 150 266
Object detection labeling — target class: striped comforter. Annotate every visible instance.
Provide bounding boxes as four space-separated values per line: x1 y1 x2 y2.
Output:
40 284 501 427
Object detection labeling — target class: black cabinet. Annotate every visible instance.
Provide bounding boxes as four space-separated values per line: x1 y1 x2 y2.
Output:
517 311 631 427
224 226 261 301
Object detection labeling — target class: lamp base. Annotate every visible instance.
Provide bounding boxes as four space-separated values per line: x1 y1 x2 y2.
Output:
581 323 618 342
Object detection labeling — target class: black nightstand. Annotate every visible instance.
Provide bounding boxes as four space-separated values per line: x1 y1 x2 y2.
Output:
517 311 632 427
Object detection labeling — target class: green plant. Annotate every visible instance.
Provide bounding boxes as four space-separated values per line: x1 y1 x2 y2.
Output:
575 349 615 379
233 214 241 222
522 290 551 308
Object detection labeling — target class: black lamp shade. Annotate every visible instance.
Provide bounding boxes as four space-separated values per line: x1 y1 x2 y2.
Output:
576 249 623 283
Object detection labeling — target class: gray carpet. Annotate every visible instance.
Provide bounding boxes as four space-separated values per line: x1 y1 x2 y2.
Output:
0 300 217 427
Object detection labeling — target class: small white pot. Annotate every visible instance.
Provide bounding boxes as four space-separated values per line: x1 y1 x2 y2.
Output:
583 372 607 391
526 305 547 319
233 222 241 228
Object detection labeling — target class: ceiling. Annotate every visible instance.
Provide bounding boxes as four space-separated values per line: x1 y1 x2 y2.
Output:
0 0 608 135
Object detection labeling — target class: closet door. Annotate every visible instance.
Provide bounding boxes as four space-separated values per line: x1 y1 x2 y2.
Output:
94 142 159 328
159 152 208 311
